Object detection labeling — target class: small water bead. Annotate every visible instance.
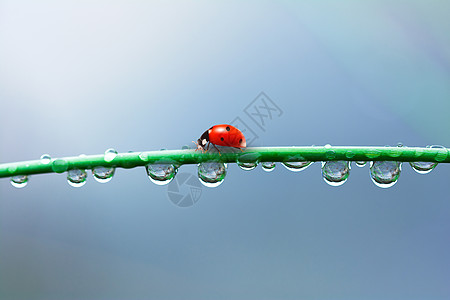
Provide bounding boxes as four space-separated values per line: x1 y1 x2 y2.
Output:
345 150 355 159
365 148 381 159
92 166 115 183
52 159 68 173
409 161 437 174
67 169 87 187
181 145 190 150
282 161 312 172
104 148 118 163
261 162 276 172
431 145 448 162
322 161 350 187
198 162 227 187
40 154 51 164
139 152 149 162
370 161 401 188
146 163 178 185
10 175 28 188
355 161 367 168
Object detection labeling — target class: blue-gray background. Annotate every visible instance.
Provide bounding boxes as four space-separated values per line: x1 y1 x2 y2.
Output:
1 1 450 299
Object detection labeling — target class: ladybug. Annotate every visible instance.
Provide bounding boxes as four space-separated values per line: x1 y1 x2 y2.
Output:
193 124 246 154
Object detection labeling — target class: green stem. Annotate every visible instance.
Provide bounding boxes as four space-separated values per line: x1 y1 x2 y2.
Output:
0 146 448 178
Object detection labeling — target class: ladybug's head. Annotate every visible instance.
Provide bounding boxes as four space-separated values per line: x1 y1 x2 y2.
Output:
196 138 208 151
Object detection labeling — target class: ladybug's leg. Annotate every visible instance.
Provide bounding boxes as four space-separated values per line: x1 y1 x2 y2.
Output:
212 144 221 156
206 142 210 151
234 147 244 152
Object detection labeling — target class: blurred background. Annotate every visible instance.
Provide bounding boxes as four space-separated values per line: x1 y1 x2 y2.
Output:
1 1 449 299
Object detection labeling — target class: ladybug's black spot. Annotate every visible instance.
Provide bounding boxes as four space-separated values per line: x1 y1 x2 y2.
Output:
226 126 230 131
220 137 224 141
239 139 243 143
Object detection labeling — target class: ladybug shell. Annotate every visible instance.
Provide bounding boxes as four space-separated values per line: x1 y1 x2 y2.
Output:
208 124 246 148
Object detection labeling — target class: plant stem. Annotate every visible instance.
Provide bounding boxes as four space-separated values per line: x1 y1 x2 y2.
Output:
0 146 448 178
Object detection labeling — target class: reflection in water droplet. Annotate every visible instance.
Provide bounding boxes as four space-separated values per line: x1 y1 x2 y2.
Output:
104 148 118 162
198 162 227 187
370 161 401 188
355 161 367 168
322 161 350 186
40 154 51 164
261 162 276 172
409 161 437 174
146 164 177 185
52 159 68 173
67 169 87 187
92 166 115 183
11 175 28 188
237 161 258 171
282 161 312 172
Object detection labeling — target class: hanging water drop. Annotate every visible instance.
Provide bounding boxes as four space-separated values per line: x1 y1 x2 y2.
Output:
355 161 367 168
370 161 401 188
237 161 258 171
409 161 437 174
92 166 115 183
10 175 28 188
282 161 312 172
40 154 51 164
67 169 87 187
198 162 227 187
146 163 177 185
322 161 350 186
261 162 276 172
104 148 118 162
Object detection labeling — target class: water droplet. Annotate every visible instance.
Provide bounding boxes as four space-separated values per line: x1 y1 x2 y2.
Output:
104 148 118 163
10 175 28 188
181 145 190 150
324 144 332 149
409 161 437 174
197 162 227 187
431 145 448 162
237 161 258 171
397 142 404 147
386 146 402 158
67 169 87 187
345 150 355 159
261 162 276 172
92 166 115 183
355 161 367 168
370 161 401 188
40 154 51 164
322 161 350 186
146 164 177 185
7 165 18 174
52 159 68 173
138 152 149 162
282 161 312 172
366 148 381 159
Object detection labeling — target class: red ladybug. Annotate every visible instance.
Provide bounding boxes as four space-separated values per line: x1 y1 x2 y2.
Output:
193 124 246 154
